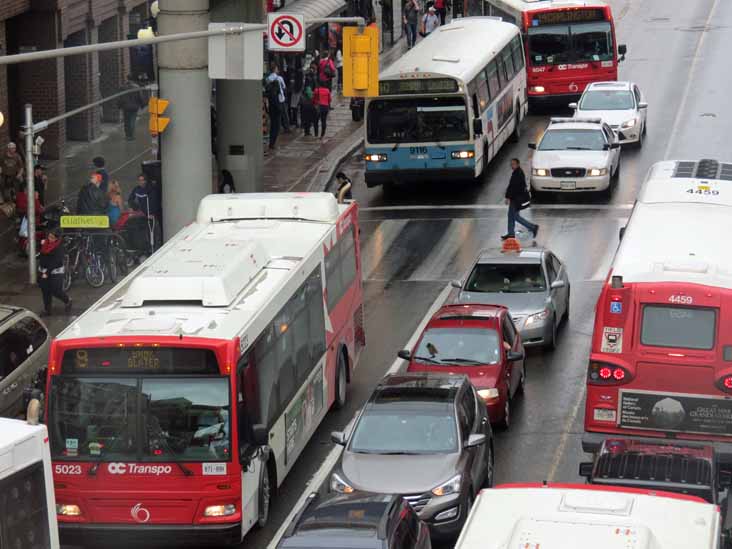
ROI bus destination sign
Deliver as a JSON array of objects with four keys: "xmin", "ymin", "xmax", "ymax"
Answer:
[
  {"xmin": 531, "ymin": 8, "xmax": 605, "ymax": 26},
  {"xmin": 61, "ymin": 347, "xmax": 219, "ymax": 375},
  {"xmin": 379, "ymin": 78, "xmax": 458, "ymax": 96}
]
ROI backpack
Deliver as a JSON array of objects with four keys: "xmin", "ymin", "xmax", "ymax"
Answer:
[
  {"xmin": 319, "ymin": 59, "xmax": 335, "ymax": 81},
  {"xmin": 265, "ymin": 77, "xmax": 280, "ymax": 103}
]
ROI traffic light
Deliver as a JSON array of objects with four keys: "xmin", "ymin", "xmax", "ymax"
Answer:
[
  {"xmin": 148, "ymin": 96, "xmax": 170, "ymax": 136},
  {"xmin": 343, "ymin": 26, "xmax": 379, "ymax": 98}
]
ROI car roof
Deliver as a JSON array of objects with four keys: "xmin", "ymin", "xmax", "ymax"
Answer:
[
  {"xmin": 431, "ymin": 303, "xmax": 506, "ymax": 322},
  {"xmin": 375, "ymin": 373, "xmax": 467, "ymax": 403},
  {"xmin": 282, "ymin": 492, "xmax": 402, "ymax": 547},
  {"xmin": 585, "ymin": 81, "xmax": 633, "ymax": 91},
  {"xmin": 475, "ymin": 248, "xmax": 545, "ymax": 264},
  {"xmin": 0, "ymin": 304, "xmax": 24, "ymax": 324},
  {"xmin": 547, "ymin": 117, "xmax": 605, "ymax": 130}
]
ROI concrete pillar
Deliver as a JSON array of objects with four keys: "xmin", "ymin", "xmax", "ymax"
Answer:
[
  {"xmin": 157, "ymin": 0, "xmax": 212, "ymax": 239},
  {"xmin": 99, "ymin": 15, "xmax": 123, "ymax": 123},
  {"xmin": 210, "ymin": 0, "xmax": 264, "ymax": 193},
  {"xmin": 64, "ymin": 26, "xmax": 101, "ymax": 141}
]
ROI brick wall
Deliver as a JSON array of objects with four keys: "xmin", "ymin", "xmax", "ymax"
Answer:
[
  {"xmin": 64, "ymin": 28, "xmax": 102, "ymax": 141},
  {"xmin": 98, "ymin": 15, "xmax": 122, "ymax": 122},
  {"xmin": 0, "ymin": 0, "xmax": 30, "ymax": 22}
]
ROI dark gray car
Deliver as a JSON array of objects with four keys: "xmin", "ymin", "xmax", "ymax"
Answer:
[
  {"xmin": 329, "ymin": 373, "xmax": 494, "ymax": 541},
  {"xmin": 452, "ymin": 248, "xmax": 570, "ymax": 349}
]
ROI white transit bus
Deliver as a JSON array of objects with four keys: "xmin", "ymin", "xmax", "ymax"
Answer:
[{"xmin": 364, "ymin": 17, "xmax": 528, "ymax": 188}]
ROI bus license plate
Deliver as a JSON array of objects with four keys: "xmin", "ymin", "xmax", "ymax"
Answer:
[
  {"xmin": 560, "ymin": 180, "xmax": 576, "ymax": 190},
  {"xmin": 594, "ymin": 408, "xmax": 616, "ymax": 422}
]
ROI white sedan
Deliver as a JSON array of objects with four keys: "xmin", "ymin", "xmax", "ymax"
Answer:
[
  {"xmin": 528, "ymin": 117, "xmax": 621, "ymax": 200},
  {"xmin": 570, "ymin": 81, "xmax": 648, "ymax": 147}
]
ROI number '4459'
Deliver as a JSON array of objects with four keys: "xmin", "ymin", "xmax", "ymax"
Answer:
[
  {"xmin": 686, "ymin": 188, "xmax": 719, "ymax": 195},
  {"xmin": 669, "ymin": 295, "xmax": 693, "ymax": 305}
]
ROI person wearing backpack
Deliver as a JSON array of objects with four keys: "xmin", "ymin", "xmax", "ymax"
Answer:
[
  {"xmin": 318, "ymin": 50, "xmax": 336, "ymax": 90},
  {"xmin": 312, "ymin": 84, "xmax": 332, "ymax": 139},
  {"xmin": 265, "ymin": 63, "xmax": 286, "ymax": 151}
]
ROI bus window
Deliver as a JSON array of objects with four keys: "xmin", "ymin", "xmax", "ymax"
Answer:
[
  {"xmin": 511, "ymin": 36, "xmax": 525, "ymax": 70},
  {"xmin": 476, "ymin": 69, "xmax": 491, "ymax": 109},
  {"xmin": 486, "ymin": 61, "xmax": 500, "ymax": 99},
  {"xmin": 502, "ymin": 46, "xmax": 515, "ymax": 81},
  {"xmin": 527, "ymin": 25, "xmax": 571, "ymax": 65},
  {"xmin": 640, "ymin": 306, "xmax": 716, "ymax": 351},
  {"xmin": 496, "ymin": 55, "xmax": 508, "ymax": 87},
  {"xmin": 572, "ymin": 22, "xmax": 613, "ymax": 63}
]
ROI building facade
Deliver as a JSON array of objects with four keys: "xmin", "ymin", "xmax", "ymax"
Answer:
[{"xmin": 0, "ymin": 0, "xmax": 149, "ymax": 159}]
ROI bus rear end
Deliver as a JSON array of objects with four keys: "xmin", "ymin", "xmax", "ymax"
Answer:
[
  {"xmin": 47, "ymin": 337, "xmax": 247, "ymax": 546},
  {"xmin": 584, "ymin": 279, "xmax": 732, "ymax": 460},
  {"xmin": 524, "ymin": 3, "xmax": 622, "ymax": 104}
]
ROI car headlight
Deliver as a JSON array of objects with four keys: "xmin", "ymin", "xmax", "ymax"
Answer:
[
  {"xmin": 330, "ymin": 472, "xmax": 355, "ymax": 494},
  {"xmin": 432, "ymin": 474, "xmax": 462, "ymax": 497},
  {"xmin": 451, "ymin": 150, "xmax": 475, "ymax": 159},
  {"xmin": 532, "ymin": 168, "xmax": 548, "ymax": 176},
  {"xmin": 525, "ymin": 309, "xmax": 550, "ymax": 326},
  {"xmin": 364, "ymin": 153, "xmax": 387, "ymax": 162},
  {"xmin": 477, "ymin": 388, "xmax": 500, "ymax": 402},
  {"xmin": 621, "ymin": 118, "xmax": 636, "ymax": 129},
  {"xmin": 588, "ymin": 168, "xmax": 608, "ymax": 176}
]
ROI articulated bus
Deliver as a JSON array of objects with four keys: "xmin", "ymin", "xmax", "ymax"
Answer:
[
  {"xmin": 45, "ymin": 193, "xmax": 365, "ymax": 545},
  {"xmin": 364, "ymin": 17, "xmax": 527, "ymax": 187},
  {"xmin": 484, "ymin": 0, "xmax": 624, "ymax": 105},
  {"xmin": 583, "ymin": 159, "xmax": 732, "ymax": 461}
]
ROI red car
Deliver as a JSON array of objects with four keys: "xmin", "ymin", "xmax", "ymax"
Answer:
[{"xmin": 399, "ymin": 304, "xmax": 526, "ymax": 428}]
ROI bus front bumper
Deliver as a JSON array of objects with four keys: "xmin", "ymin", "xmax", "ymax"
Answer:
[
  {"xmin": 365, "ymin": 168, "xmax": 475, "ymax": 187},
  {"xmin": 59, "ymin": 521, "xmax": 241, "ymax": 547}
]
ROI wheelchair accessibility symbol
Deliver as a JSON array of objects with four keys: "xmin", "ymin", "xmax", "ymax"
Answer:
[{"xmin": 610, "ymin": 302, "xmax": 622, "ymax": 314}]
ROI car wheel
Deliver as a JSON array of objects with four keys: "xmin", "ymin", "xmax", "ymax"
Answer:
[
  {"xmin": 509, "ymin": 108, "xmax": 521, "ymax": 143},
  {"xmin": 545, "ymin": 314, "xmax": 557, "ymax": 350},
  {"xmin": 257, "ymin": 463, "xmax": 272, "ymax": 529},
  {"xmin": 563, "ymin": 287, "xmax": 571, "ymax": 324},
  {"xmin": 334, "ymin": 351, "xmax": 348, "ymax": 410},
  {"xmin": 498, "ymin": 392, "xmax": 511, "ymax": 430},
  {"xmin": 483, "ymin": 442, "xmax": 495, "ymax": 488},
  {"xmin": 643, "ymin": 120, "xmax": 647, "ymax": 136}
]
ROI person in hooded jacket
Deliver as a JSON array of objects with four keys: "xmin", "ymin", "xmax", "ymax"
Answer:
[{"xmin": 38, "ymin": 228, "xmax": 72, "ymax": 316}]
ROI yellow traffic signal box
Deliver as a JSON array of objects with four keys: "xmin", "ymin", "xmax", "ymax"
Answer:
[
  {"xmin": 149, "ymin": 97, "xmax": 170, "ymax": 136},
  {"xmin": 343, "ymin": 26, "xmax": 379, "ymax": 98}
]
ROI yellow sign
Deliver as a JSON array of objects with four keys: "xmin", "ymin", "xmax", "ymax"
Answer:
[
  {"xmin": 149, "ymin": 96, "xmax": 171, "ymax": 135},
  {"xmin": 343, "ymin": 27, "xmax": 379, "ymax": 98},
  {"xmin": 60, "ymin": 215, "xmax": 110, "ymax": 229}
]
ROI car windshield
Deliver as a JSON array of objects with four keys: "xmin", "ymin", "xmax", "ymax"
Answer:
[
  {"xmin": 579, "ymin": 90, "xmax": 634, "ymax": 111},
  {"xmin": 465, "ymin": 263, "xmax": 546, "ymax": 293},
  {"xmin": 528, "ymin": 22, "xmax": 613, "ymax": 65},
  {"xmin": 539, "ymin": 129, "xmax": 606, "ymax": 151},
  {"xmin": 49, "ymin": 376, "xmax": 231, "ymax": 461},
  {"xmin": 350, "ymin": 401, "xmax": 458, "ymax": 454},
  {"xmin": 414, "ymin": 327, "xmax": 501, "ymax": 365},
  {"xmin": 367, "ymin": 97, "xmax": 469, "ymax": 144}
]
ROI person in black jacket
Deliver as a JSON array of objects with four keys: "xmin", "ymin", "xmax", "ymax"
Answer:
[
  {"xmin": 38, "ymin": 229, "xmax": 71, "ymax": 316},
  {"xmin": 503, "ymin": 158, "xmax": 539, "ymax": 240},
  {"xmin": 76, "ymin": 173, "xmax": 108, "ymax": 216}
]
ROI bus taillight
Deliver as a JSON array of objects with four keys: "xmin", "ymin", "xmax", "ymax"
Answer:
[
  {"xmin": 716, "ymin": 376, "xmax": 732, "ymax": 394},
  {"xmin": 588, "ymin": 361, "xmax": 631, "ymax": 385}
]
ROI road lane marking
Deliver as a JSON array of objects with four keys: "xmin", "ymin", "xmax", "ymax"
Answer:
[
  {"xmin": 546, "ymin": 375, "xmax": 587, "ymax": 482},
  {"xmin": 587, "ymin": 218, "xmax": 626, "ymax": 281},
  {"xmin": 361, "ymin": 204, "xmax": 634, "ymax": 212},
  {"xmin": 266, "ymin": 282, "xmax": 451, "ymax": 549},
  {"xmin": 361, "ymin": 219, "xmax": 408, "ymax": 280},
  {"xmin": 663, "ymin": 0, "xmax": 720, "ymax": 159}
]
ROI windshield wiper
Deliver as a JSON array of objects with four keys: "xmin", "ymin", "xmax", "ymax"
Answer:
[
  {"xmin": 412, "ymin": 355, "xmax": 443, "ymax": 364},
  {"xmin": 441, "ymin": 358, "xmax": 482, "ymax": 364},
  {"xmin": 566, "ymin": 146, "xmax": 592, "ymax": 150},
  {"xmin": 379, "ymin": 451, "xmax": 422, "ymax": 455}
]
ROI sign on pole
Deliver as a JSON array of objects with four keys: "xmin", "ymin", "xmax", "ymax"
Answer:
[{"xmin": 267, "ymin": 13, "xmax": 305, "ymax": 52}]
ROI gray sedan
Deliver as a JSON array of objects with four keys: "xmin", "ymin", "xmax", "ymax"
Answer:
[{"xmin": 452, "ymin": 248, "xmax": 570, "ymax": 349}]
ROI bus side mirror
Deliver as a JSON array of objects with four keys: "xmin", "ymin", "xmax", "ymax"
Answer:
[
  {"xmin": 528, "ymin": 143, "xmax": 537, "ymax": 150},
  {"xmin": 473, "ymin": 118, "xmax": 483, "ymax": 136},
  {"xmin": 619, "ymin": 226, "xmax": 626, "ymax": 241},
  {"xmin": 397, "ymin": 349, "xmax": 411, "ymax": 360},
  {"xmin": 568, "ymin": 102, "xmax": 578, "ymax": 110},
  {"xmin": 252, "ymin": 424, "xmax": 269, "ymax": 446},
  {"xmin": 719, "ymin": 470, "xmax": 732, "ymax": 489},
  {"xmin": 618, "ymin": 44, "xmax": 627, "ymax": 56}
]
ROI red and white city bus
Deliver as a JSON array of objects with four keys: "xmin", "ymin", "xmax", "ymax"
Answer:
[
  {"xmin": 45, "ymin": 192, "xmax": 365, "ymax": 545},
  {"xmin": 484, "ymin": 0, "xmax": 624, "ymax": 105},
  {"xmin": 583, "ymin": 159, "xmax": 732, "ymax": 462}
]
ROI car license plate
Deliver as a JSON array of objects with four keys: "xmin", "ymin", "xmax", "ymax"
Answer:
[
  {"xmin": 593, "ymin": 408, "xmax": 617, "ymax": 422},
  {"xmin": 560, "ymin": 180, "xmax": 576, "ymax": 190}
]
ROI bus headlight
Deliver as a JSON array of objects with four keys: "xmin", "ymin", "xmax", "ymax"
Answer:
[
  {"xmin": 588, "ymin": 168, "xmax": 608, "ymax": 176},
  {"xmin": 203, "ymin": 504, "xmax": 236, "ymax": 517},
  {"xmin": 530, "ymin": 86, "xmax": 546, "ymax": 93},
  {"xmin": 451, "ymin": 150, "xmax": 475, "ymax": 159},
  {"xmin": 364, "ymin": 153, "xmax": 387, "ymax": 162},
  {"xmin": 56, "ymin": 504, "xmax": 81, "ymax": 516},
  {"xmin": 621, "ymin": 118, "xmax": 637, "ymax": 129},
  {"xmin": 532, "ymin": 168, "xmax": 548, "ymax": 177}
]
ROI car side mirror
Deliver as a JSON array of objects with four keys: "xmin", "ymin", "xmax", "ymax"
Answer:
[
  {"xmin": 397, "ymin": 349, "xmax": 411, "ymax": 361},
  {"xmin": 528, "ymin": 143, "xmax": 537, "ymax": 150},
  {"xmin": 578, "ymin": 461, "xmax": 593, "ymax": 479},
  {"xmin": 465, "ymin": 433, "xmax": 486, "ymax": 448},
  {"xmin": 253, "ymin": 424, "xmax": 269, "ymax": 446},
  {"xmin": 638, "ymin": 102, "xmax": 648, "ymax": 109},
  {"xmin": 506, "ymin": 350, "xmax": 524, "ymax": 362},
  {"xmin": 568, "ymin": 102, "xmax": 578, "ymax": 110},
  {"xmin": 618, "ymin": 44, "xmax": 627, "ymax": 56},
  {"xmin": 451, "ymin": 279, "xmax": 463, "ymax": 289},
  {"xmin": 610, "ymin": 142, "xmax": 620, "ymax": 149},
  {"xmin": 473, "ymin": 118, "xmax": 483, "ymax": 136},
  {"xmin": 550, "ymin": 280, "xmax": 565, "ymax": 290},
  {"xmin": 619, "ymin": 226, "xmax": 626, "ymax": 241},
  {"xmin": 331, "ymin": 431, "xmax": 347, "ymax": 446}
]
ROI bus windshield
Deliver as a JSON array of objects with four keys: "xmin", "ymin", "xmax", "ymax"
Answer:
[
  {"xmin": 367, "ymin": 97, "xmax": 469, "ymax": 144},
  {"xmin": 528, "ymin": 21, "xmax": 613, "ymax": 65},
  {"xmin": 50, "ymin": 376, "xmax": 231, "ymax": 462}
]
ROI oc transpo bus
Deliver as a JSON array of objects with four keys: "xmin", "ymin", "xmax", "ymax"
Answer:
[
  {"xmin": 484, "ymin": 0, "xmax": 624, "ymax": 106},
  {"xmin": 364, "ymin": 17, "xmax": 527, "ymax": 188},
  {"xmin": 583, "ymin": 159, "xmax": 732, "ymax": 462},
  {"xmin": 45, "ymin": 192, "xmax": 365, "ymax": 545}
]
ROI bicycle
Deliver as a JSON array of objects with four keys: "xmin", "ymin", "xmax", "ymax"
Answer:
[{"xmin": 62, "ymin": 231, "xmax": 105, "ymax": 291}]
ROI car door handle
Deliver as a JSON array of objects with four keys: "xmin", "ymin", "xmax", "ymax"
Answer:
[{"xmin": 481, "ymin": 417, "xmax": 488, "ymax": 425}]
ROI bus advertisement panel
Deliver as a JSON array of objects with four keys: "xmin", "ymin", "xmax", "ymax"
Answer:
[{"xmin": 46, "ymin": 193, "xmax": 365, "ymax": 546}]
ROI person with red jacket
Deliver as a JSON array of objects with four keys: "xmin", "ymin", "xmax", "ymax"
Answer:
[
  {"xmin": 15, "ymin": 182, "xmax": 43, "ymax": 225},
  {"xmin": 38, "ymin": 228, "xmax": 72, "ymax": 316},
  {"xmin": 318, "ymin": 50, "xmax": 336, "ymax": 90},
  {"xmin": 312, "ymin": 84, "xmax": 332, "ymax": 139}
]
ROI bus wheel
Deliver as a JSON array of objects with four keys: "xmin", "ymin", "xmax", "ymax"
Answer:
[
  {"xmin": 510, "ymin": 109, "xmax": 521, "ymax": 143},
  {"xmin": 335, "ymin": 351, "xmax": 348, "ymax": 409},
  {"xmin": 256, "ymin": 462, "xmax": 272, "ymax": 528}
]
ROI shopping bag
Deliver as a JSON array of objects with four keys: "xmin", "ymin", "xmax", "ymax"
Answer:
[{"xmin": 19, "ymin": 216, "xmax": 28, "ymax": 238}]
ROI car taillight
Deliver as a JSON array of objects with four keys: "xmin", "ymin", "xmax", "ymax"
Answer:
[
  {"xmin": 588, "ymin": 361, "xmax": 631, "ymax": 385},
  {"xmin": 717, "ymin": 375, "xmax": 732, "ymax": 394}
]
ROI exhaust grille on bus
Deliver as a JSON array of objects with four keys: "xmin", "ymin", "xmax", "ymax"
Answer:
[
  {"xmin": 594, "ymin": 450, "xmax": 713, "ymax": 488},
  {"xmin": 672, "ymin": 159, "xmax": 732, "ymax": 181}
]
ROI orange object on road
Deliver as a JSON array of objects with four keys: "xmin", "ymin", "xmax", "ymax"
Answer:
[{"xmin": 501, "ymin": 237, "xmax": 521, "ymax": 253}]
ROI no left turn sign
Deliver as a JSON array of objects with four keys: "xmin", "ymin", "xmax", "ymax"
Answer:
[{"xmin": 267, "ymin": 13, "xmax": 305, "ymax": 52}]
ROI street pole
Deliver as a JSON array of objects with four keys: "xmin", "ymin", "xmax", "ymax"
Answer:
[{"xmin": 24, "ymin": 104, "xmax": 36, "ymax": 285}]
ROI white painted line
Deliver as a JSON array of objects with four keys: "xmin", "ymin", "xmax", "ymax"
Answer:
[
  {"xmin": 266, "ymin": 281, "xmax": 452, "ymax": 548},
  {"xmin": 360, "ymin": 204, "xmax": 634, "ymax": 212},
  {"xmin": 587, "ymin": 218, "xmax": 626, "ymax": 281},
  {"xmin": 546, "ymin": 376, "xmax": 587, "ymax": 482},
  {"xmin": 663, "ymin": 0, "xmax": 720, "ymax": 159}
]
